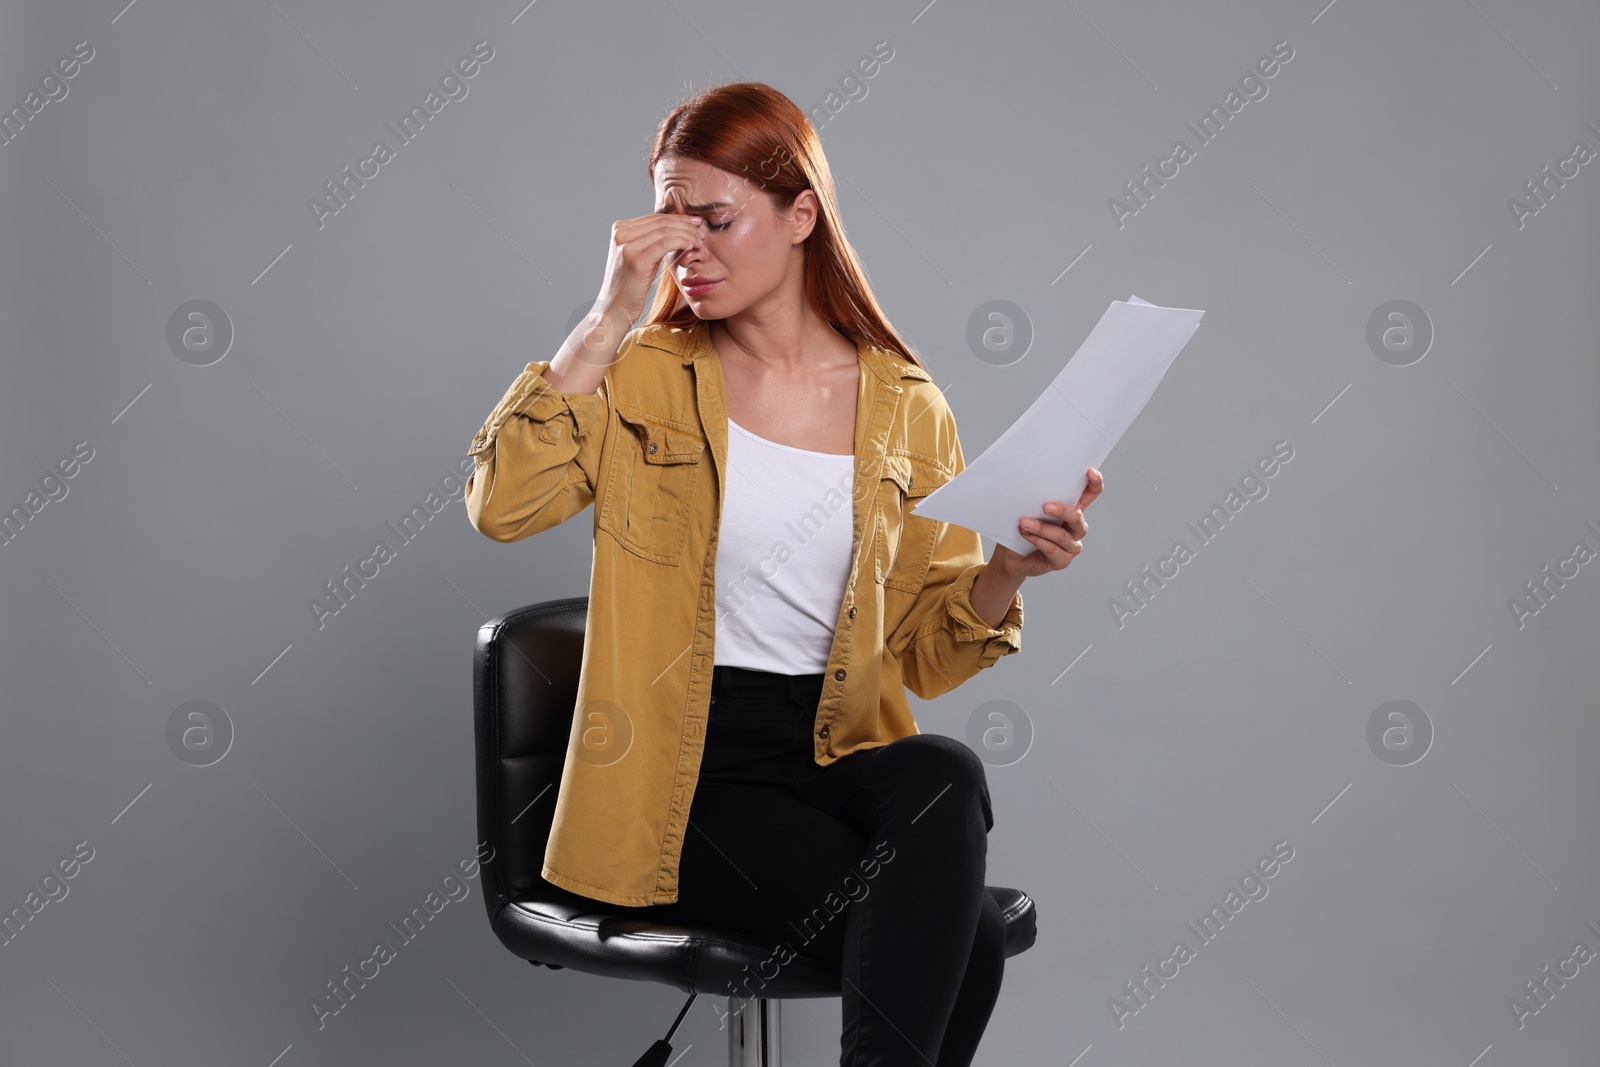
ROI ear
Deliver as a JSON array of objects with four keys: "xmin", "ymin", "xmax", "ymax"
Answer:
[{"xmin": 790, "ymin": 188, "xmax": 820, "ymax": 246}]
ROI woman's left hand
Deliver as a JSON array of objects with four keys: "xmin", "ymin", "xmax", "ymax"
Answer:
[{"xmin": 990, "ymin": 468, "xmax": 1104, "ymax": 581}]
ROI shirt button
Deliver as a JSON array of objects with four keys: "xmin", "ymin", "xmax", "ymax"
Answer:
[
  {"xmin": 848, "ymin": 606, "xmax": 857, "ymax": 618},
  {"xmin": 818, "ymin": 724, "xmax": 830, "ymax": 737},
  {"xmin": 834, "ymin": 669, "xmax": 846, "ymax": 681},
  {"xmin": 647, "ymin": 442, "xmax": 658, "ymax": 454}
]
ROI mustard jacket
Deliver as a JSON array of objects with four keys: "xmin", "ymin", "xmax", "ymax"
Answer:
[{"xmin": 464, "ymin": 318, "xmax": 1023, "ymax": 907}]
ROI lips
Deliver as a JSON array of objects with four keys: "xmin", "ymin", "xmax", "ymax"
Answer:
[{"xmin": 681, "ymin": 278, "xmax": 720, "ymax": 297}]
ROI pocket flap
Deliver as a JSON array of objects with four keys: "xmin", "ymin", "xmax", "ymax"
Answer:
[
  {"xmin": 881, "ymin": 453, "xmax": 947, "ymax": 498},
  {"xmin": 617, "ymin": 408, "xmax": 706, "ymax": 464},
  {"xmin": 881, "ymin": 454, "xmax": 913, "ymax": 494}
]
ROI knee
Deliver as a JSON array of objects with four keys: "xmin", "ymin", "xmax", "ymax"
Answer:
[
  {"xmin": 905, "ymin": 732, "xmax": 988, "ymax": 790},
  {"xmin": 895, "ymin": 734, "xmax": 994, "ymax": 831}
]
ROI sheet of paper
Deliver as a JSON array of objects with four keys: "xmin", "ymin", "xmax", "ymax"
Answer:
[
  {"xmin": 912, "ymin": 295, "xmax": 1205, "ymax": 556},
  {"xmin": 973, "ymin": 295, "xmax": 1161, "ymax": 458}
]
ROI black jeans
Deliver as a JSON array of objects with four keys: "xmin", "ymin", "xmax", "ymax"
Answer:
[{"xmin": 624, "ymin": 664, "xmax": 1007, "ymax": 1067}]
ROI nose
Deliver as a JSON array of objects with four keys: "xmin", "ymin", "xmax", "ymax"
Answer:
[{"xmin": 674, "ymin": 229, "xmax": 705, "ymax": 268}]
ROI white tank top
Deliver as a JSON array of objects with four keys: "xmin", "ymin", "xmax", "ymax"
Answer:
[{"xmin": 714, "ymin": 416, "xmax": 856, "ymax": 674}]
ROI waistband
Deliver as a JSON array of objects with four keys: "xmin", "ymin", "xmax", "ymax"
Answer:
[{"xmin": 711, "ymin": 663, "xmax": 827, "ymax": 703}]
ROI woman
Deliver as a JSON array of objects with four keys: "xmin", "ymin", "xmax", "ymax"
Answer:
[{"xmin": 465, "ymin": 82, "xmax": 1100, "ymax": 1066}]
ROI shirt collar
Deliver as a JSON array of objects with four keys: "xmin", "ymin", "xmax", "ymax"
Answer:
[{"xmin": 631, "ymin": 318, "xmax": 932, "ymax": 388}]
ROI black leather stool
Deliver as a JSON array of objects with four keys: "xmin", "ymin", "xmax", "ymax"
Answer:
[{"xmin": 473, "ymin": 596, "xmax": 1038, "ymax": 1065}]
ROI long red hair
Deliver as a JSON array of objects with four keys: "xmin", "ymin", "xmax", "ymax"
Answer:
[{"xmin": 640, "ymin": 82, "xmax": 927, "ymax": 371}]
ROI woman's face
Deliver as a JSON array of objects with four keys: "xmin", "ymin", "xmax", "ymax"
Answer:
[{"xmin": 653, "ymin": 155, "xmax": 814, "ymax": 319}]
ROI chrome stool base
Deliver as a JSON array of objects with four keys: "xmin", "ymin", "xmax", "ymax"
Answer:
[{"xmin": 728, "ymin": 997, "xmax": 781, "ymax": 1066}]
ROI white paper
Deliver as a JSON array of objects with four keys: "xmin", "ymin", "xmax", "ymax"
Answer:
[{"xmin": 913, "ymin": 295, "xmax": 1205, "ymax": 556}]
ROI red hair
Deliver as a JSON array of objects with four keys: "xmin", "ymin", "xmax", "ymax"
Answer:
[{"xmin": 640, "ymin": 82, "xmax": 927, "ymax": 371}]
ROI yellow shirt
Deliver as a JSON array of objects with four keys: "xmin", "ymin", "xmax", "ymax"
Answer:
[{"xmin": 465, "ymin": 319, "xmax": 1023, "ymax": 907}]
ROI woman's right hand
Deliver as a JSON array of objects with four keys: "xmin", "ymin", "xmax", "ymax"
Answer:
[{"xmin": 595, "ymin": 189, "xmax": 706, "ymax": 326}]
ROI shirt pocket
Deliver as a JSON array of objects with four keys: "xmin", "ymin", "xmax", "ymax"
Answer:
[
  {"xmin": 598, "ymin": 406, "xmax": 708, "ymax": 565},
  {"xmin": 874, "ymin": 453, "xmax": 942, "ymax": 591}
]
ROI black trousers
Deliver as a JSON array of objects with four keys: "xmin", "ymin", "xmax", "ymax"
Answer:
[{"xmin": 624, "ymin": 664, "xmax": 1007, "ymax": 1067}]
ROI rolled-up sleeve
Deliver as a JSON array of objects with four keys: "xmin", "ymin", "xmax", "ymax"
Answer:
[
  {"xmin": 465, "ymin": 358, "xmax": 609, "ymax": 543},
  {"xmin": 889, "ymin": 416, "xmax": 1024, "ymax": 700}
]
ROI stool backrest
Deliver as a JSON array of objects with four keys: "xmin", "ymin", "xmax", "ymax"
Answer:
[{"xmin": 472, "ymin": 596, "xmax": 588, "ymax": 917}]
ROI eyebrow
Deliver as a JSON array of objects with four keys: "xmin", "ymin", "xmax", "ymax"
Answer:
[{"xmin": 656, "ymin": 199, "xmax": 731, "ymax": 213}]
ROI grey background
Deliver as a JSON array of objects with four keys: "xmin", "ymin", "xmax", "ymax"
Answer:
[{"xmin": 3, "ymin": 0, "xmax": 1597, "ymax": 1064}]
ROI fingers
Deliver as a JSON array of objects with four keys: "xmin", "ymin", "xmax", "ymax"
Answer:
[
  {"xmin": 618, "ymin": 212, "xmax": 702, "ymax": 256},
  {"xmin": 1010, "ymin": 468, "xmax": 1105, "ymax": 573},
  {"xmin": 1042, "ymin": 500, "xmax": 1087, "ymax": 538},
  {"xmin": 1018, "ymin": 522, "xmax": 1082, "ymax": 568},
  {"xmin": 1077, "ymin": 467, "xmax": 1104, "ymax": 509},
  {"xmin": 1021, "ymin": 512, "xmax": 1081, "ymax": 550},
  {"xmin": 628, "ymin": 214, "xmax": 702, "ymax": 267},
  {"xmin": 661, "ymin": 223, "xmax": 703, "ymax": 263},
  {"xmin": 1021, "ymin": 488, "xmax": 1094, "ymax": 571},
  {"xmin": 664, "ymin": 191, "xmax": 704, "ymax": 258}
]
